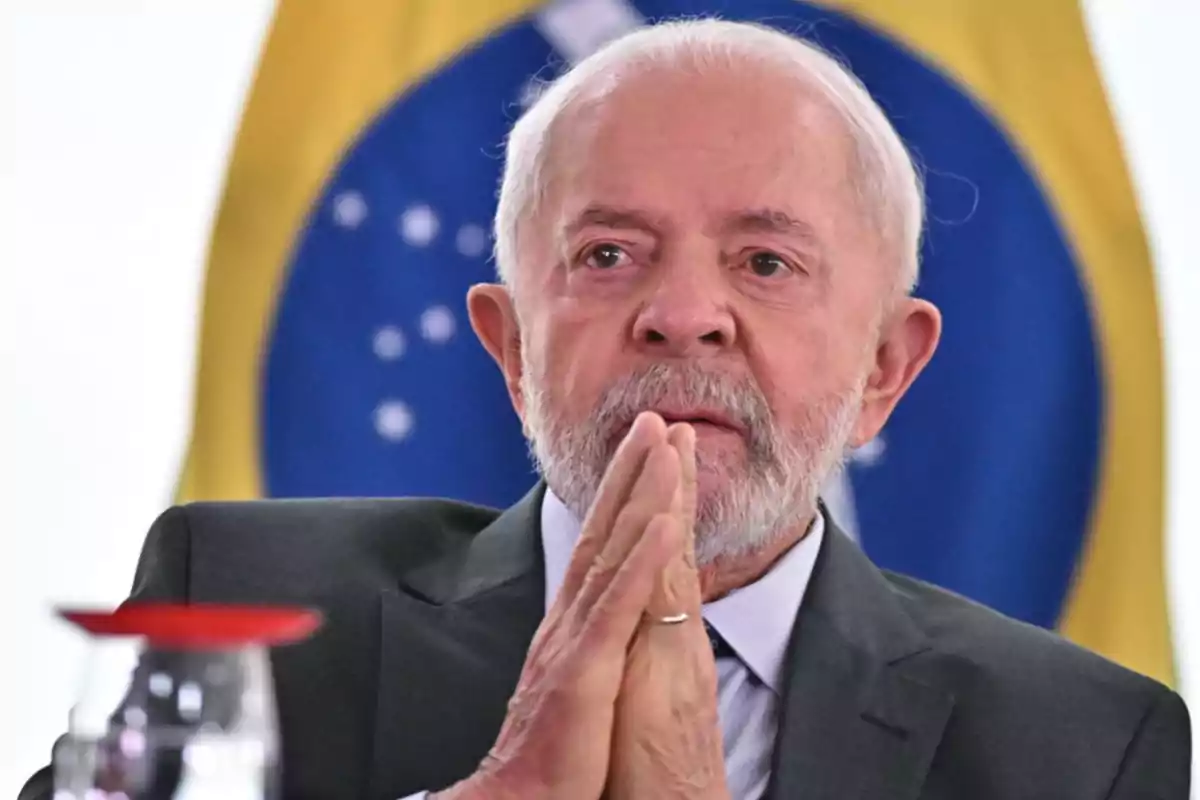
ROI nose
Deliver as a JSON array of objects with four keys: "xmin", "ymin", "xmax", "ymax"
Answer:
[{"xmin": 630, "ymin": 266, "xmax": 736, "ymax": 357}]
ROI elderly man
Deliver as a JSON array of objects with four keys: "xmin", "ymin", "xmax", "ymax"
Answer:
[{"xmin": 21, "ymin": 18, "xmax": 1190, "ymax": 800}]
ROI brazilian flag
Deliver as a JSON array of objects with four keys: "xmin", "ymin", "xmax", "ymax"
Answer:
[{"xmin": 178, "ymin": 0, "xmax": 1173, "ymax": 686}]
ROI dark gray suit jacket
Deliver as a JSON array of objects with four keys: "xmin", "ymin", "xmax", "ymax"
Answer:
[{"xmin": 20, "ymin": 486, "xmax": 1191, "ymax": 799}]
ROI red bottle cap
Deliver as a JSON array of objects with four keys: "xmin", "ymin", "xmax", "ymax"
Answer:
[{"xmin": 58, "ymin": 603, "xmax": 323, "ymax": 648}]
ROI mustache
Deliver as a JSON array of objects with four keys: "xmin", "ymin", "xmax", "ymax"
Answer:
[{"xmin": 589, "ymin": 362, "xmax": 778, "ymax": 457}]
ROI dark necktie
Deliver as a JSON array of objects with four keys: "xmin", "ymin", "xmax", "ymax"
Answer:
[{"xmin": 704, "ymin": 620, "xmax": 735, "ymax": 659}]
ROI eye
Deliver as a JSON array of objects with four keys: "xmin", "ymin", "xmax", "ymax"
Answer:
[
  {"xmin": 746, "ymin": 250, "xmax": 793, "ymax": 278},
  {"xmin": 582, "ymin": 242, "xmax": 630, "ymax": 270}
]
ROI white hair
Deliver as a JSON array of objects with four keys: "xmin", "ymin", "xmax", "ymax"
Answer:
[{"xmin": 492, "ymin": 17, "xmax": 924, "ymax": 300}]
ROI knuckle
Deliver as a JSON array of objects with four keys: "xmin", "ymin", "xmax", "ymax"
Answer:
[
  {"xmin": 610, "ymin": 507, "xmax": 646, "ymax": 542},
  {"xmin": 580, "ymin": 605, "xmax": 624, "ymax": 646},
  {"xmin": 580, "ymin": 560, "xmax": 619, "ymax": 600},
  {"xmin": 591, "ymin": 553, "xmax": 620, "ymax": 578},
  {"xmin": 514, "ymin": 662, "xmax": 597, "ymax": 718}
]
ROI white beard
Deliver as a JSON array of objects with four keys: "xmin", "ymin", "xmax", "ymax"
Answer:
[{"xmin": 520, "ymin": 358, "xmax": 863, "ymax": 565}]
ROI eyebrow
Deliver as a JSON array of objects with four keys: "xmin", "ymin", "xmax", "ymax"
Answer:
[
  {"xmin": 561, "ymin": 205, "xmax": 665, "ymax": 239},
  {"xmin": 716, "ymin": 208, "xmax": 822, "ymax": 246}
]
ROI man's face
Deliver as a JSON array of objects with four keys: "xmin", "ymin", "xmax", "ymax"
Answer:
[{"xmin": 474, "ymin": 64, "xmax": 935, "ymax": 562}]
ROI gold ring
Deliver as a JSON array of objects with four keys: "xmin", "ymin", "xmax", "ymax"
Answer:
[{"xmin": 655, "ymin": 612, "xmax": 690, "ymax": 625}]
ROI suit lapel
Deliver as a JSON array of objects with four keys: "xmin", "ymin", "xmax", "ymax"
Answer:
[
  {"xmin": 366, "ymin": 489, "xmax": 954, "ymax": 800},
  {"xmin": 766, "ymin": 521, "xmax": 955, "ymax": 800},
  {"xmin": 369, "ymin": 486, "xmax": 547, "ymax": 800}
]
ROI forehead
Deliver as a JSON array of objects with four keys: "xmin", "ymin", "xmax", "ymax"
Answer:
[{"xmin": 544, "ymin": 64, "xmax": 863, "ymax": 235}]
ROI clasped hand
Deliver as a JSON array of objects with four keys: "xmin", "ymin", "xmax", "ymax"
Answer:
[{"xmin": 434, "ymin": 411, "xmax": 729, "ymax": 800}]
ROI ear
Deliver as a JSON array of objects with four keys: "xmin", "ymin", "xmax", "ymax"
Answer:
[
  {"xmin": 467, "ymin": 283, "xmax": 527, "ymax": 418},
  {"xmin": 850, "ymin": 297, "xmax": 942, "ymax": 447}
]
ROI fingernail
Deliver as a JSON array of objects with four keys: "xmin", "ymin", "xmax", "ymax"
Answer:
[
  {"xmin": 629, "ymin": 411, "xmax": 650, "ymax": 437},
  {"xmin": 636, "ymin": 410, "xmax": 666, "ymax": 437}
]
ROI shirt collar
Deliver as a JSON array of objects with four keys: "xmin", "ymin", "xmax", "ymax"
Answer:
[{"xmin": 539, "ymin": 489, "xmax": 824, "ymax": 694}]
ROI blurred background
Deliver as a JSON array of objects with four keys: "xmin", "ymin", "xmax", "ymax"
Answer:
[{"xmin": 2, "ymin": 0, "xmax": 1198, "ymax": 794}]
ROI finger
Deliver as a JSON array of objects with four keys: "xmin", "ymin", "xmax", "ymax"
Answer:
[
  {"xmin": 582, "ymin": 511, "xmax": 681, "ymax": 654},
  {"xmin": 572, "ymin": 440, "xmax": 679, "ymax": 617},
  {"xmin": 640, "ymin": 520, "xmax": 709, "ymax": 684},
  {"xmin": 644, "ymin": 512, "xmax": 702, "ymax": 620},
  {"xmin": 556, "ymin": 411, "xmax": 666, "ymax": 605},
  {"xmin": 666, "ymin": 422, "xmax": 698, "ymax": 564},
  {"xmin": 645, "ymin": 425, "xmax": 701, "ymax": 619}
]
